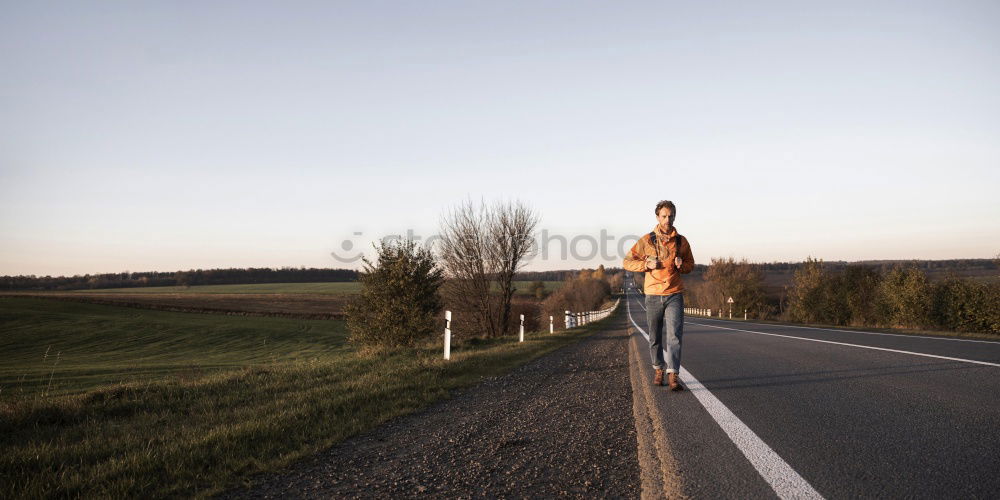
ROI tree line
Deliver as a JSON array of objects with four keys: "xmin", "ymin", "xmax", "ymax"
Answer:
[
  {"xmin": 686, "ymin": 257, "xmax": 1000, "ymax": 334},
  {"xmin": 1, "ymin": 267, "xmax": 358, "ymax": 291},
  {"xmin": 3, "ymin": 265, "xmax": 627, "ymax": 292}
]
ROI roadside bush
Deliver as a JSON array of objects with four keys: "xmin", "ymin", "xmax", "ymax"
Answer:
[
  {"xmin": 701, "ymin": 257, "xmax": 767, "ymax": 318},
  {"xmin": 786, "ymin": 257, "xmax": 828, "ymax": 323},
  {"xmin": 541, "ymin": 277, "xmax": 611, "ymax": 328},
  {"xmin": 346, "ymin": 240, "xmax": 444, "ymax": 347},
  {"xmin": 784, "ymin": 259, "xmax": 999, "ymax": 334},
  {"xmin": 511, "ymin": 298, "xmax": 542, "ymax": 334},
  {"xmin": 839, "ymin": 264, "xmax": 882, "ymax": 326},
  {"xmin": 930, "ymin": 278, "xmax": 1000, "ymax": 333},
  {"xmin": 875, "ymin": 265, "xmax": 931, "ymax": 329}
]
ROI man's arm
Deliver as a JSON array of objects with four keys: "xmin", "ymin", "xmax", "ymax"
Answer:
[
  {"xmin": 678, "ymin": 237, "xmax": 695, "ymax": 274},
  {"xmin": 623, "ymin": 237, "xmax": 648, "ymax": 272}
]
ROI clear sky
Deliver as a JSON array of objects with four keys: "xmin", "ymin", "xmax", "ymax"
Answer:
[{"xmin": 2, "ymin": 1, "xmax": 998, "ymax": 276}]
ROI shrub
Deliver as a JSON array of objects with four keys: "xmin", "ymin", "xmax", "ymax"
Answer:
[
  {"xmin": 875, "ymin": 265, "xmax": 931, "ymax": 329},
  {"xmin": 345, "ymin": 240, "xmax": 444, "ymax": 347},
  {"xmin": 931, "ymin": 278, "xmax": 1000, "ymax": 334},
  {"xmin": 786, "ymin": 257, "xmax": 827, "ymax": 323},
  {"xmin": 541, "ymin": 277, "xmax": 611, "ymax": 328},
  {"xmin": 701, "ymin": 257, "xmax": 767, "ymax": 318},
  {"xmin": 839, "ymin": 264, "xmax": 882, "ymax": 326}
]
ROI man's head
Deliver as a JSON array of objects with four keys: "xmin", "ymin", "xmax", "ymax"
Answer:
[{"xmin": 654, "ymin": 200, "xmax": 676, "ymax": 232}]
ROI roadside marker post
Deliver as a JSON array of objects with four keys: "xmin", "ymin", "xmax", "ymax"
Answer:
[
  {"xmin": 519, "ymin": 314, "xmax": 525, "ymax": 342},
  {"xmin": 444, "ymin": 310, "xmax": 452, "ymax": 360},
  {"xmin": 549, "ymin": 316, "xmax": 554, "ymax": 334},
  {"xmin": 565, "ymin": 310, "xmax": 572, "ymax": 329}
]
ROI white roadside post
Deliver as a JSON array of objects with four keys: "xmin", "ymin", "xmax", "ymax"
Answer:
[
  {"xmin": 444, "ymin": 310, "xmax": 452, "ymax": 360},
  {"xmin": 549, "ymin": 315, "xmax": 554, "ymax": 334},
  {"xmin": 744, "ymin": 309, "xmax": 748, "ymax": 321},
  {"xmin": 519, "ymin": 314, "xmax": 525, "ymax": 342},
  {"xmin": 728, "ymin": 296, "xmax": 734, "ymax": 319}
]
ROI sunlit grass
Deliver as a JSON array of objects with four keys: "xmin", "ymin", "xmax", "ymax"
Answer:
[{"xmin": 0, "ymin": 296, "xmax": 611, "ymax": 498}]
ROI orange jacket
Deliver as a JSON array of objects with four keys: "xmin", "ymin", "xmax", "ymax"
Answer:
[{"xmin": 623, "ymin": 225, "xmax": 695, "ymax": 295}]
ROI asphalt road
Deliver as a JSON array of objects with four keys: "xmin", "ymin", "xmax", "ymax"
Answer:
[{"xmin": 625, "ymin": 278, "xmax": 1000, "ymax": 499}]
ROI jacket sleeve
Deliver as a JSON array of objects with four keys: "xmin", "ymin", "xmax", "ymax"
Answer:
[
  {"xmin": 678, "ymin": 236, "xmax": 695, "ymax": 274},
  {"xmin": 623, "ymin": 236, "xmax": 648, "ymax": 272}
]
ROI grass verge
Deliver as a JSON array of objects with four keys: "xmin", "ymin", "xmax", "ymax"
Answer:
[{"xmin": 0, "ymin": 297, "xmax": 614, "ymax": 498}]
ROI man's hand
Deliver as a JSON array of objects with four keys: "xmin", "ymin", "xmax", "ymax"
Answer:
[
  {"xmin": 674, "ymin": 257, "xmax": 683, "ymax": 268},
  {"xmin": 646, "ymin": 258, "xmax": 658, "ymax": 270}
]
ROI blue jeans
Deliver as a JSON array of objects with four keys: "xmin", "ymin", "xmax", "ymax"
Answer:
[{"xmin": 645, "ymin": 293, "xmax": 683, "ymax": 372}]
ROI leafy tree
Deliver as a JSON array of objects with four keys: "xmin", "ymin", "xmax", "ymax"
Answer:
[
  {"xmin": 787, "ymin": 257, "xmax": 826, "ymax": 323},
  {"xmin": 346, "ymin": 239, "xmax": 444, "ymax": 347},
  {"xmin": 702, "ymin": 257, "xmax": 767, "ymax": 318}
]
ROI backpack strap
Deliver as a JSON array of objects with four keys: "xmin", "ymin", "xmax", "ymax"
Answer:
[{"xmin": 649, "ymin": 231, "xmax": 684, "ymax": 260}]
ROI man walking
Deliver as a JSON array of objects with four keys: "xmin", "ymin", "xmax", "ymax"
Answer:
[{"xmin": 623, "ymin": 200, "xmax": 695, "ymax": 390}]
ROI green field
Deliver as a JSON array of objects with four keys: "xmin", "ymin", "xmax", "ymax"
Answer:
[
  {"xmin": 0, "ymin": 295, "xmax": 609, "ymax": 498},
  {"xmin": 0, "ymin": 297, "xmax": 350, "ymax": 397},
  {"xmin": 70, "ymin": 280, "xmax": 564, "ymax": 295}
]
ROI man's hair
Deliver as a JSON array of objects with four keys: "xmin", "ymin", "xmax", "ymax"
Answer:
[{"xmin": 654, "ymin": 200, "xmax": 676, "ymax": 216}]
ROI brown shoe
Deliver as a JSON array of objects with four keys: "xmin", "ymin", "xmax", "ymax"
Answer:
[
  {"xmin": 668, "ymin": 372, "xmax": 684, "ymax": 391},
  {"xmin": 653, "ymin": 369, "xmax": 664, "ymax": 386}
]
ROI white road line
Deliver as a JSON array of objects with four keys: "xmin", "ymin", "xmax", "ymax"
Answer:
[
  {"xmin": 627, "ymin": 293, "xmax": 824, "ymax": 500},
  {"xmin": 686, "ymin": 321, "xmax": 1000, "ymax": 368},
  {"xmin": 692, "ymin": 318, "xmax": 1000, "ymax": 344}
]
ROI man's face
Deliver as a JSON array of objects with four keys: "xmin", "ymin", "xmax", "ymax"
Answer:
[{"xmin": 656, "ymin": 207, "xmax": 675, "ymax": 231}]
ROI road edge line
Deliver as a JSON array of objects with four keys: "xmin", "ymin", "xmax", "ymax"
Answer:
[
  {"xmin": 627, "ymin": 291, "xmax": 825, "ymax": 500},
  {"xmin": 686, "ymin": 321, "xmax": 1000, "ymax": 368},
  {"xmin": 628, "ymin": 328, "xmax": 687, "ymax": 500}
]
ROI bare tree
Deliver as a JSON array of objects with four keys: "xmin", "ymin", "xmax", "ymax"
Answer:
[
  {"xmin": 438, "ymin": 199, "xmax": 539, "ymax": 338},
  {"xmin": 438, "ymin": 200, "xmax": 497, "ymax": 337}
]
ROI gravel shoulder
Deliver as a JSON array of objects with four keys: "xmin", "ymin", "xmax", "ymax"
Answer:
[{"xmin": 223, "ymin": 311, "xmax": 640, "ymax": 498}]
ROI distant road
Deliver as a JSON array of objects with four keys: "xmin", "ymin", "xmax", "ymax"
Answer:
[{"xmin": 625, "ymin": 278, "xmax": 1000, "ymax": 498}]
